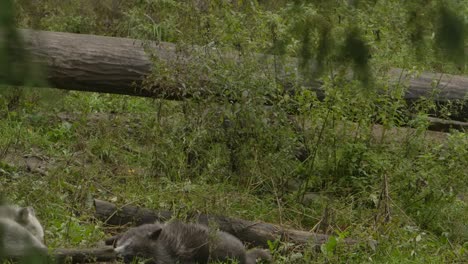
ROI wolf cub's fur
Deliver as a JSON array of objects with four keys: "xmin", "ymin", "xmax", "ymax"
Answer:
[
  {"xmin": 113, "ymin": 221, "xmax": 271, "ymax": 264},
  {"xmin": 0, "ymin": 205, "xmax": 47, "ymax": 257}
]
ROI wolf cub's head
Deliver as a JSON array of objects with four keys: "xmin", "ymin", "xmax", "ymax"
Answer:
[
  {"xmin": 0, "ymin": 205, "xmax": 45, "ymax": 243},
  {"xmin": 16, "ymin": 207, "xmax": 45, "ymax": 243},
  {"xmin": 114, "ymin": 223, "xmax": 164, "ymax": 263}
]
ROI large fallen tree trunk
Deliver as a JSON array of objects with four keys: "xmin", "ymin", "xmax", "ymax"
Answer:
[
  {"xmin": 17, "ymin": 29, "xmax": 468, "ymax": 121},
  {"xmin": 94, "ymin": 199, "xmax": 362, "ymax": 249}
]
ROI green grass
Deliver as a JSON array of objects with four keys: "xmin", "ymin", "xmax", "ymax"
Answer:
[
  {"xmin": 1, "ymin": 0, "xmax": 467, "ymax": 262},
  {"xmin": 0, "ymin": 87, "xmax": 466, "ymax": 263}
]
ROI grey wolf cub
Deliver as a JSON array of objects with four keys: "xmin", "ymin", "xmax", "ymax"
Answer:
[
  {"xmin": 113, "ymin": 221, "xmax": 271, "ymax": 264},
  {"xmin": 0, "ymin": 205, "xmax": 47, "ymax": 258}
]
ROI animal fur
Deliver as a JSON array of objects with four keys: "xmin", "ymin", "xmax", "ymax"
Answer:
[
  {"xmin": 0, "ymin": 205, "xmax": 45, "ymax": 243},
  {"xmin": 114, "ymin": 221, "xmax": 271, "ymax": 264},
  {"xmin": 0, "ymin": 205, "xmax": 47, "ymax": 258}
]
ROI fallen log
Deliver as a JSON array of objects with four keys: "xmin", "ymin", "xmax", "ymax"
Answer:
[
  {"xmin": 426, "ymin": 117, "xmax": 468, "ymax": 132},
  {"xmin": 53, "ymin": 247, "xmax": 116, "ymax": 264},
  {"xmin": 94, "ymin": 199, "xmax": 361, "ymax": 249},
  {"xmin": 1, "ymin": 247, "xmax": 117, "ymax": 264},
  {"xmin": 16, "ymin": 29, "xmax": 468, "ymax": 122}
]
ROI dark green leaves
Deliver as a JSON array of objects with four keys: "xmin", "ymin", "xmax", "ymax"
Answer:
[{"xmin": 435, "ymin": 6, "xmax": 465, "ymax": 66}]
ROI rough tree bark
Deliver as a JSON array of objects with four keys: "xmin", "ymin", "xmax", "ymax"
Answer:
[
  {"xmin": 53, "ymin": 247, "xmax": 116, "ymax": 264},
  {"xmin": 94, "ymin": 199, "xmax": 362, "ymax": 249},
  {"xmin": 3, "ymin": 248, "xmax": 117, "ymax": 264},
  {"xmin": 17, "ymin": 29, "xmax": 468, "ymax": 122}
]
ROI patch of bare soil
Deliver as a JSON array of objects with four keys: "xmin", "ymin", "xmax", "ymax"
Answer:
[{"xmin": 2, "ymin": 149, "xmax": 52, "ymax": 178}]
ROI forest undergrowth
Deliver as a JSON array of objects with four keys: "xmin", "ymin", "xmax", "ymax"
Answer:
[{"xmin": 1, "ymin": 0, "xmax": 467, "ymax": 263}]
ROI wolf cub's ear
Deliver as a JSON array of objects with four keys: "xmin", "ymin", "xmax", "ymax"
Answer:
[
  {"xmin": 148, "ymin": 228, "xmax": 162, "ymax": 240},
  {"xmin": 17, "ymin": 207, "xmax": 33, "ymax": 223},
  {"xmin": 26, "ymin": 207, "xmax": 36, "ymax": 215}
]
